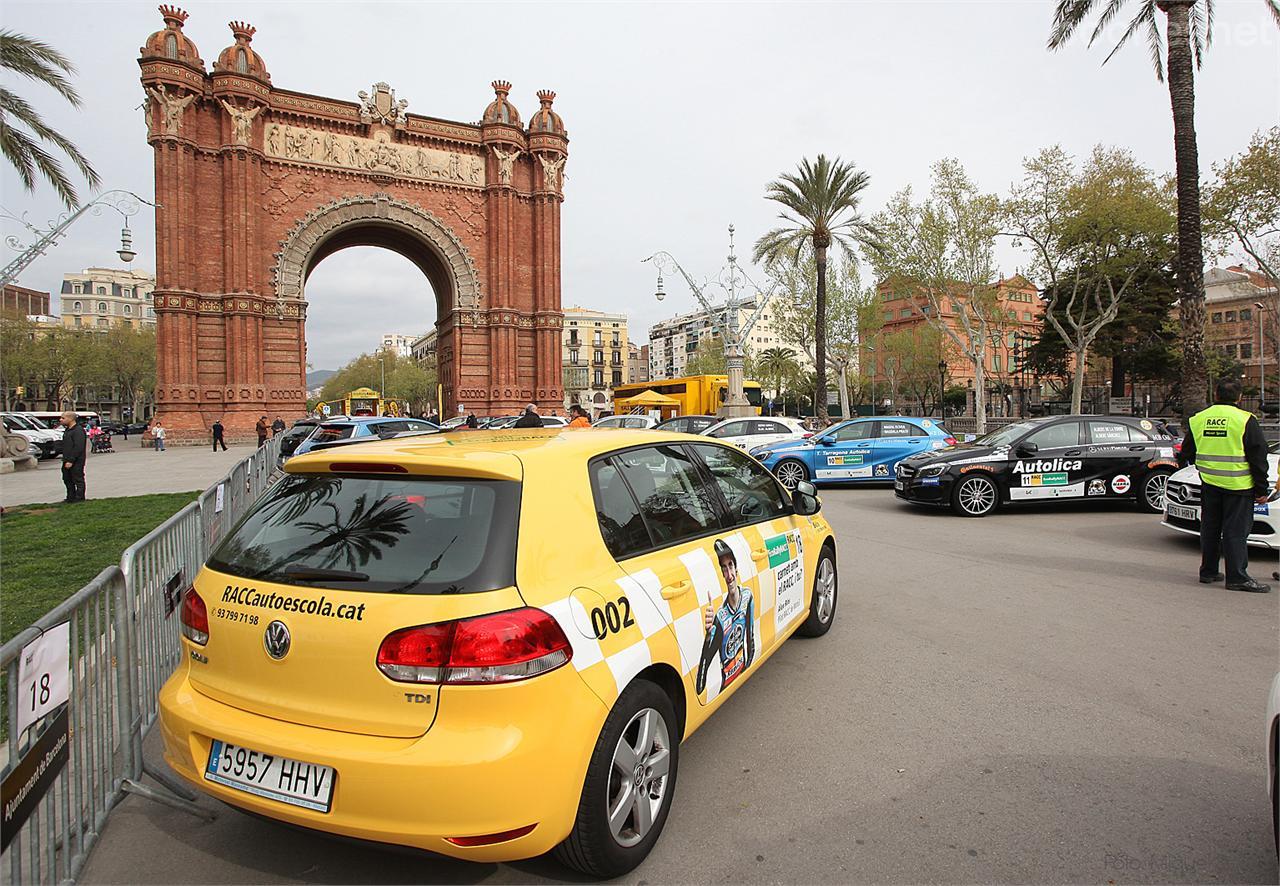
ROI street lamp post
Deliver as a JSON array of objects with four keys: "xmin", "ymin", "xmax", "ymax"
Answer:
[
  {"xmin": 864, "ymin": 344, "xmax": 876, "ymax": 417},
  {"xmin": 937, "ymin": 360, "xmax": 947, "ymax": 417},
  {"xmin": 1256, "ymin": 301, "xmax": 1266, "ymax": 411},
  {"xmin": 644, "ymin": 225, "xmax": 777, "ymax": 418},
  {"xmin": 1, "ymin": 190, "xmax": 156, "ymax": 288}
]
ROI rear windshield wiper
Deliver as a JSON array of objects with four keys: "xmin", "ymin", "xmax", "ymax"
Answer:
[{"xmin": 276, "ymin": 566, "xmax": 370, "ymax": 583}]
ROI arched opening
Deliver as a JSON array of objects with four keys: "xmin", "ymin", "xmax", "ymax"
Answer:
[
  {"xmin": 303, "ymin": 241, "xmax": 441, "ymax": 418},
  {"xmin": 272, "ymin": 195, "xmax": 486, "ymax": 419}
]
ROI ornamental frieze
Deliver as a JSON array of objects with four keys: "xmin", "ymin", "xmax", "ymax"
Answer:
[
  {"xmin": 272, "ymin": 93, "xmax": 360, "ymax": 120},
  {"xmin": 263, "ymin": 122, "xmax": 484, "ymax": 187}
]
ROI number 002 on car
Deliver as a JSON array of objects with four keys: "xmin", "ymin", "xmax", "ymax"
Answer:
[{"xmin": 205, "ymin": 739, "xmax": 335, "ymax": 812}]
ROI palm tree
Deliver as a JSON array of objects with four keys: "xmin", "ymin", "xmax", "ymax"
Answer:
[
  {"xmin": 1, "ymin": 31, "xmax": 99, "ymax": 208},
  {"xmin": 754, "ymin": 155, "xmax": 877, "ymax": 423},
  {"xmin": 1048, "ymin": 1, "xmax": 1280, "ymax": 418},
  {"xmin": 758, "ymin": 346, "xmax": 798, "ymax": 414}
]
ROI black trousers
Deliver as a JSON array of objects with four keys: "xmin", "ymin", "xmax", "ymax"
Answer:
[
  {"xmin": 1199, "ymin": 484, "xmax": 1254, "ymax": 584},
  {"xmin": 62, "ymin": 459, "xmax": 86, "ymax": 502},
  {"xmin": 257, "ymin": 435, "xmax": 267, "ymax": 448},
  {"xmin": 213, "ymin": 435, "xmax": 227, "ymax": 451}
]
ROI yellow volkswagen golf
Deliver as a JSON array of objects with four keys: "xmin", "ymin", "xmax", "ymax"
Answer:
[{"xmin": 159, "ymin": 429, "xmax": 839, "ymax": 877}]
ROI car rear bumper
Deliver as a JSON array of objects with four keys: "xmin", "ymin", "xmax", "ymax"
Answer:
[{"xmin": 158, "ymin": 663, "xmax": 606, "ymax": 862}]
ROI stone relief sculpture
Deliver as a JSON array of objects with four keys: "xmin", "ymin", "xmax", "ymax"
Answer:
[
  {"xmin": 218, "ymin": 98, "xmax": 262, "ymax": 146},
  {"xmin": 538, "ymin": 153, "xmax": 566, "ymax": 192},
  {"xmin": 492, "ymin": 145, "xmax": 521, "ymax": 185},
  {"xmin": 261, "ymin": 121, "xmax": 484, "ymax": 187},
  {"xmin": 148, "ymin": 85, "xmax": 196, "ymax": 136}
]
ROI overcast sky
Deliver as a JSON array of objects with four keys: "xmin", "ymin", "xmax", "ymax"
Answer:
[{"xmin": 2, "ymin": 1, "xmax": 1277, "ymax": 370}]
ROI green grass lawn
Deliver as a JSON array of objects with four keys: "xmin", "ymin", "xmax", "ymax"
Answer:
[{"xmin": 1, "ymin": 491, "xmax": 200, "ymax": 645}]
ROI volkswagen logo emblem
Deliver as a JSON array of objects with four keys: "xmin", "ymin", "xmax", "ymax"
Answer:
[{"xmin": 263, "ymin": 620, "xmax": 291, "ymax": 660}]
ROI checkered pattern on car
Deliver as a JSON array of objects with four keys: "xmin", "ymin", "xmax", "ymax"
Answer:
[{"xmin": 541, "ymin": 519, "xmax": 807, "ymax": 706}]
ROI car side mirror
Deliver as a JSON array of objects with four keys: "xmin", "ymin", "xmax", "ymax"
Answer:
[
  {"xmin": 793, "ymin": 480, "xmax": 821, "ymax": 516},
  {"xmin": 816, "ymin": 436, "xmax": 834, "ymax": 446},
  {"xmin": 1017, "ymin": 442, "xmax": 1038, "ymax": 457}
]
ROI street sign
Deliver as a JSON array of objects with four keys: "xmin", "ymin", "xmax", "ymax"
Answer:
[{"xmin": 1108, "ymin": 397, "xmax": 1132, "ymax": 415}]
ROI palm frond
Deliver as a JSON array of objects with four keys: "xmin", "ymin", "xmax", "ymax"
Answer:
[
  {"xmin": 0, "ymin": 123, "xmax": 79, "ymax": 208},
  {"xmin": 1087, "ymin": 0, "xmax": 1130, "ymax": 46},
  {"xmin": 1144, "ymin": 10, "xmax": 1166, "ymax": 82},
  {"xmin": 0, "ymin": 86, "xmax": 99, "ymax": 190},
  {"xmin": 1048, "ymin": 0, "xmax": 1099, "ymax": 50},
  {"xmin": 0, "ymin": 31, "xmax": 80, "ymax": 106}
]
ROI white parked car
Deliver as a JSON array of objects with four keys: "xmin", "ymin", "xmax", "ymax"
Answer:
[
  {"xmin": 2, "ymin": 413, "xmax": 62, "ymax": 459},
  {"xmin": 1162, "ymin": 442, "xmax": 1279, "ymax": 550},
  {"xmin": 702, "ymin": 416, "xmax": 809, "ymax": 450},
  {"xmin": 592, "ymin": 414, "xmax": 658, "ymax": 429}
]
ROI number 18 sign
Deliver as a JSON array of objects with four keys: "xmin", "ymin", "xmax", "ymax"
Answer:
[{"xmin": 17, "ymin": 621, "xmax": 70, "ymax": 737}]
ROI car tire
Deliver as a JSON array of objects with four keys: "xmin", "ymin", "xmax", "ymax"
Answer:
[
  {"xmin": 774, "ymin": 459, "xmax": 809, "ymax": 491},
  {"xmin": 951, "ymin": 473, "xmax": 998, "ymax": 518},
  {"xmin": 798, "ymin": 544, "xmax": 837, "ymax": 638},
  {"xmin": 555, "ymin": 680, "xmax": 679, "ymax": 879},
  {"xmin": 1138, "ymin": 469, "xmax": 1171, "ymax": 513}
]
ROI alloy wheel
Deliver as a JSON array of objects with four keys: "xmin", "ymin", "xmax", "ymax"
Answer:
[
  {"xmin": 1145, "ymin": 472, "xmax": 1169, "ymax": 511},
  {"xmin": 776, "ymin": 461, "xmax": 806, "ymax": 490},
  {"xmin": 957, "ymin": 476, "xmax": 996, "ymax": 516},
  {"xmin": 607, "ymin": 708, "xmax": 671, "ymax": 848},
  {"xmin": 815, "ymin": 557, "xmax": 836, "ymax": 623}
]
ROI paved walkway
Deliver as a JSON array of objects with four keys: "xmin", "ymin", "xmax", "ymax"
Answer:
[{"xmin": 0, "ymin": 442, "xmax": 262, "ymax": 507}]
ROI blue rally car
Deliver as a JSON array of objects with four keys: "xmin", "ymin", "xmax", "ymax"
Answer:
[{"xmin": 750, "ymin": 416, "xmax": 956, "ymax": 490}]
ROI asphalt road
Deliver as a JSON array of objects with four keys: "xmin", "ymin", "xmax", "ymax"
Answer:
[{"xmin": 81, "ymin": 486, "xmax": 1280, "ymax": 884}]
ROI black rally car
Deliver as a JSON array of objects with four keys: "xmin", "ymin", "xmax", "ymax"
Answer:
[{"xmin": 894, "ymin": 415, "xmax": 1181, "ymax": 517}]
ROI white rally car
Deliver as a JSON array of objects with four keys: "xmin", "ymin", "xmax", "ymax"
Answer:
[{"xmin": 1162, "ymin": 441, "xmax": 1279, "ymax": 550}]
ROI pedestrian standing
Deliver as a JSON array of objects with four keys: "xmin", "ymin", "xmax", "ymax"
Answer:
[
  {"xmin": 256, "ymin": 416, "xmax": 268, "ymax": 448},
  {"xmin": 59, "ymin": 410, "xmax": 87, "ymax": 502},
  {"xmin": 1180, "ymin": 379, "xmax": 1272, "ymax": 593},
  {"xmin": 567, "ymin": 405, "xmax": 591, "ymax": 428},
  {"xmin": 212, "ymin": 418, "xmax": 227, "ymax": 452},
  {"xmin": 514, "ymin": 403, "xmax": 543, "ymax": 428},
  {"xmin": 152, "ymin": 419, "xmax": 166, "ymax": 452},
  {"xmin": 271, "ymin": 416, "xmax": 285, "ymax": 437}
]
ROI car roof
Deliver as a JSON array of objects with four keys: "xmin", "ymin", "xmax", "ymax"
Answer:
[{"xmin": 286, "ymin": 428, "xmax": 711, "ymax": 481}]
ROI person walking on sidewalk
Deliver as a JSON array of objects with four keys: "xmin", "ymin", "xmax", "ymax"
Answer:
[
  {"xmin": 59, "ymin": 410, "xmax": 87, "ymax": 502},
  {"xmin": 1180, "ymin": 379, "xmax": 1272, "ymax": 593},
  {"xmin": 152, "ymin": 419, "xmax": 166, "ymax": 452},
  {"xmin": 212, "ymin": 419, "xmax": 227, "ymax": 452},
  {"xmin": 255, "ymin": 416, "xmax": 268, "ymax": 448}
]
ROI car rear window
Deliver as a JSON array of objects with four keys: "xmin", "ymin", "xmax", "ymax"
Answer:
[
  {"xmin": 207, "ymin": 474, "xmax": 519, "ymax": 594},
  {"xmin": 314, "ymin": 425, "xmax": 354, "ymax": 443}
]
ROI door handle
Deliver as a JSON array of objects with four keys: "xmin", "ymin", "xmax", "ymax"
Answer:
[
  {"xmin": 856, "ymin": 443, "xmax": 871, "ymax": 448},
  {"xmin": 660, "ymin": 580, "xmax": 692, "ymax": 600},
  {"xmin": 1064, "ymin": 449, "xmax": 1081, "ymax": 456},
  {"xmin": 750, "ymin": 548, "xmax": 769, "ymax": 563},
  {"xmin": 1128, "ymin": 445, "xmax": 1146, "ymax": 451}
]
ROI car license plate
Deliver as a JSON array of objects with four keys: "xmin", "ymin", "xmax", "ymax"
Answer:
[
  {"xmin": 1167, "ymin": 504, "xmax": 1198, "ymax": 521},
  {"xmin": 894, "ymin": 480, "xmax": 904, "ymax": 491},
  {"xmin": 205, "ymin": 739, "xmax": 334, "ymax": 812}
]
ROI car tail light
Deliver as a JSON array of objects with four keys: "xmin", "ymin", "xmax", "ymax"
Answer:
[
  {"xmin": 444, "ymin": 824, "xmax": 537, "ymax": 847},
  {"xmin": 180, "ymin": 588, "xmax": 209, "ymax": 646},
  {"xmin": 376, "ymin": 608, "xmax": 572, "ymax": 685},
  {"xmin": 1173, "ymin": 441, "xmax": 1182, "ymax": 453},
  {"xmin": 802, "ymin": 432, "xmax": 813, "ymax": 438},
  {"xmin": 944, "ymin": 436, "xmax": 957, "ymax": 446}
]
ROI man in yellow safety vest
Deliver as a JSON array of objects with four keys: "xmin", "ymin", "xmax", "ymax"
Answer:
[{"xmin": 1180, "ymin": 379, "xmax": 1272, "ymax": 593}]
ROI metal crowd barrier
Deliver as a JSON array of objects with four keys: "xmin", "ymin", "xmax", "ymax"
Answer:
[{"xmin": 1, "ymin": 434, "xmax": 284, "ymax": 883}]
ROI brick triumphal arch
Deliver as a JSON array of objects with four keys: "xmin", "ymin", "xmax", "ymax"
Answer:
[{"xmin": 139, "ymin": 7, "xmax": 567, "ymax": 440}]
